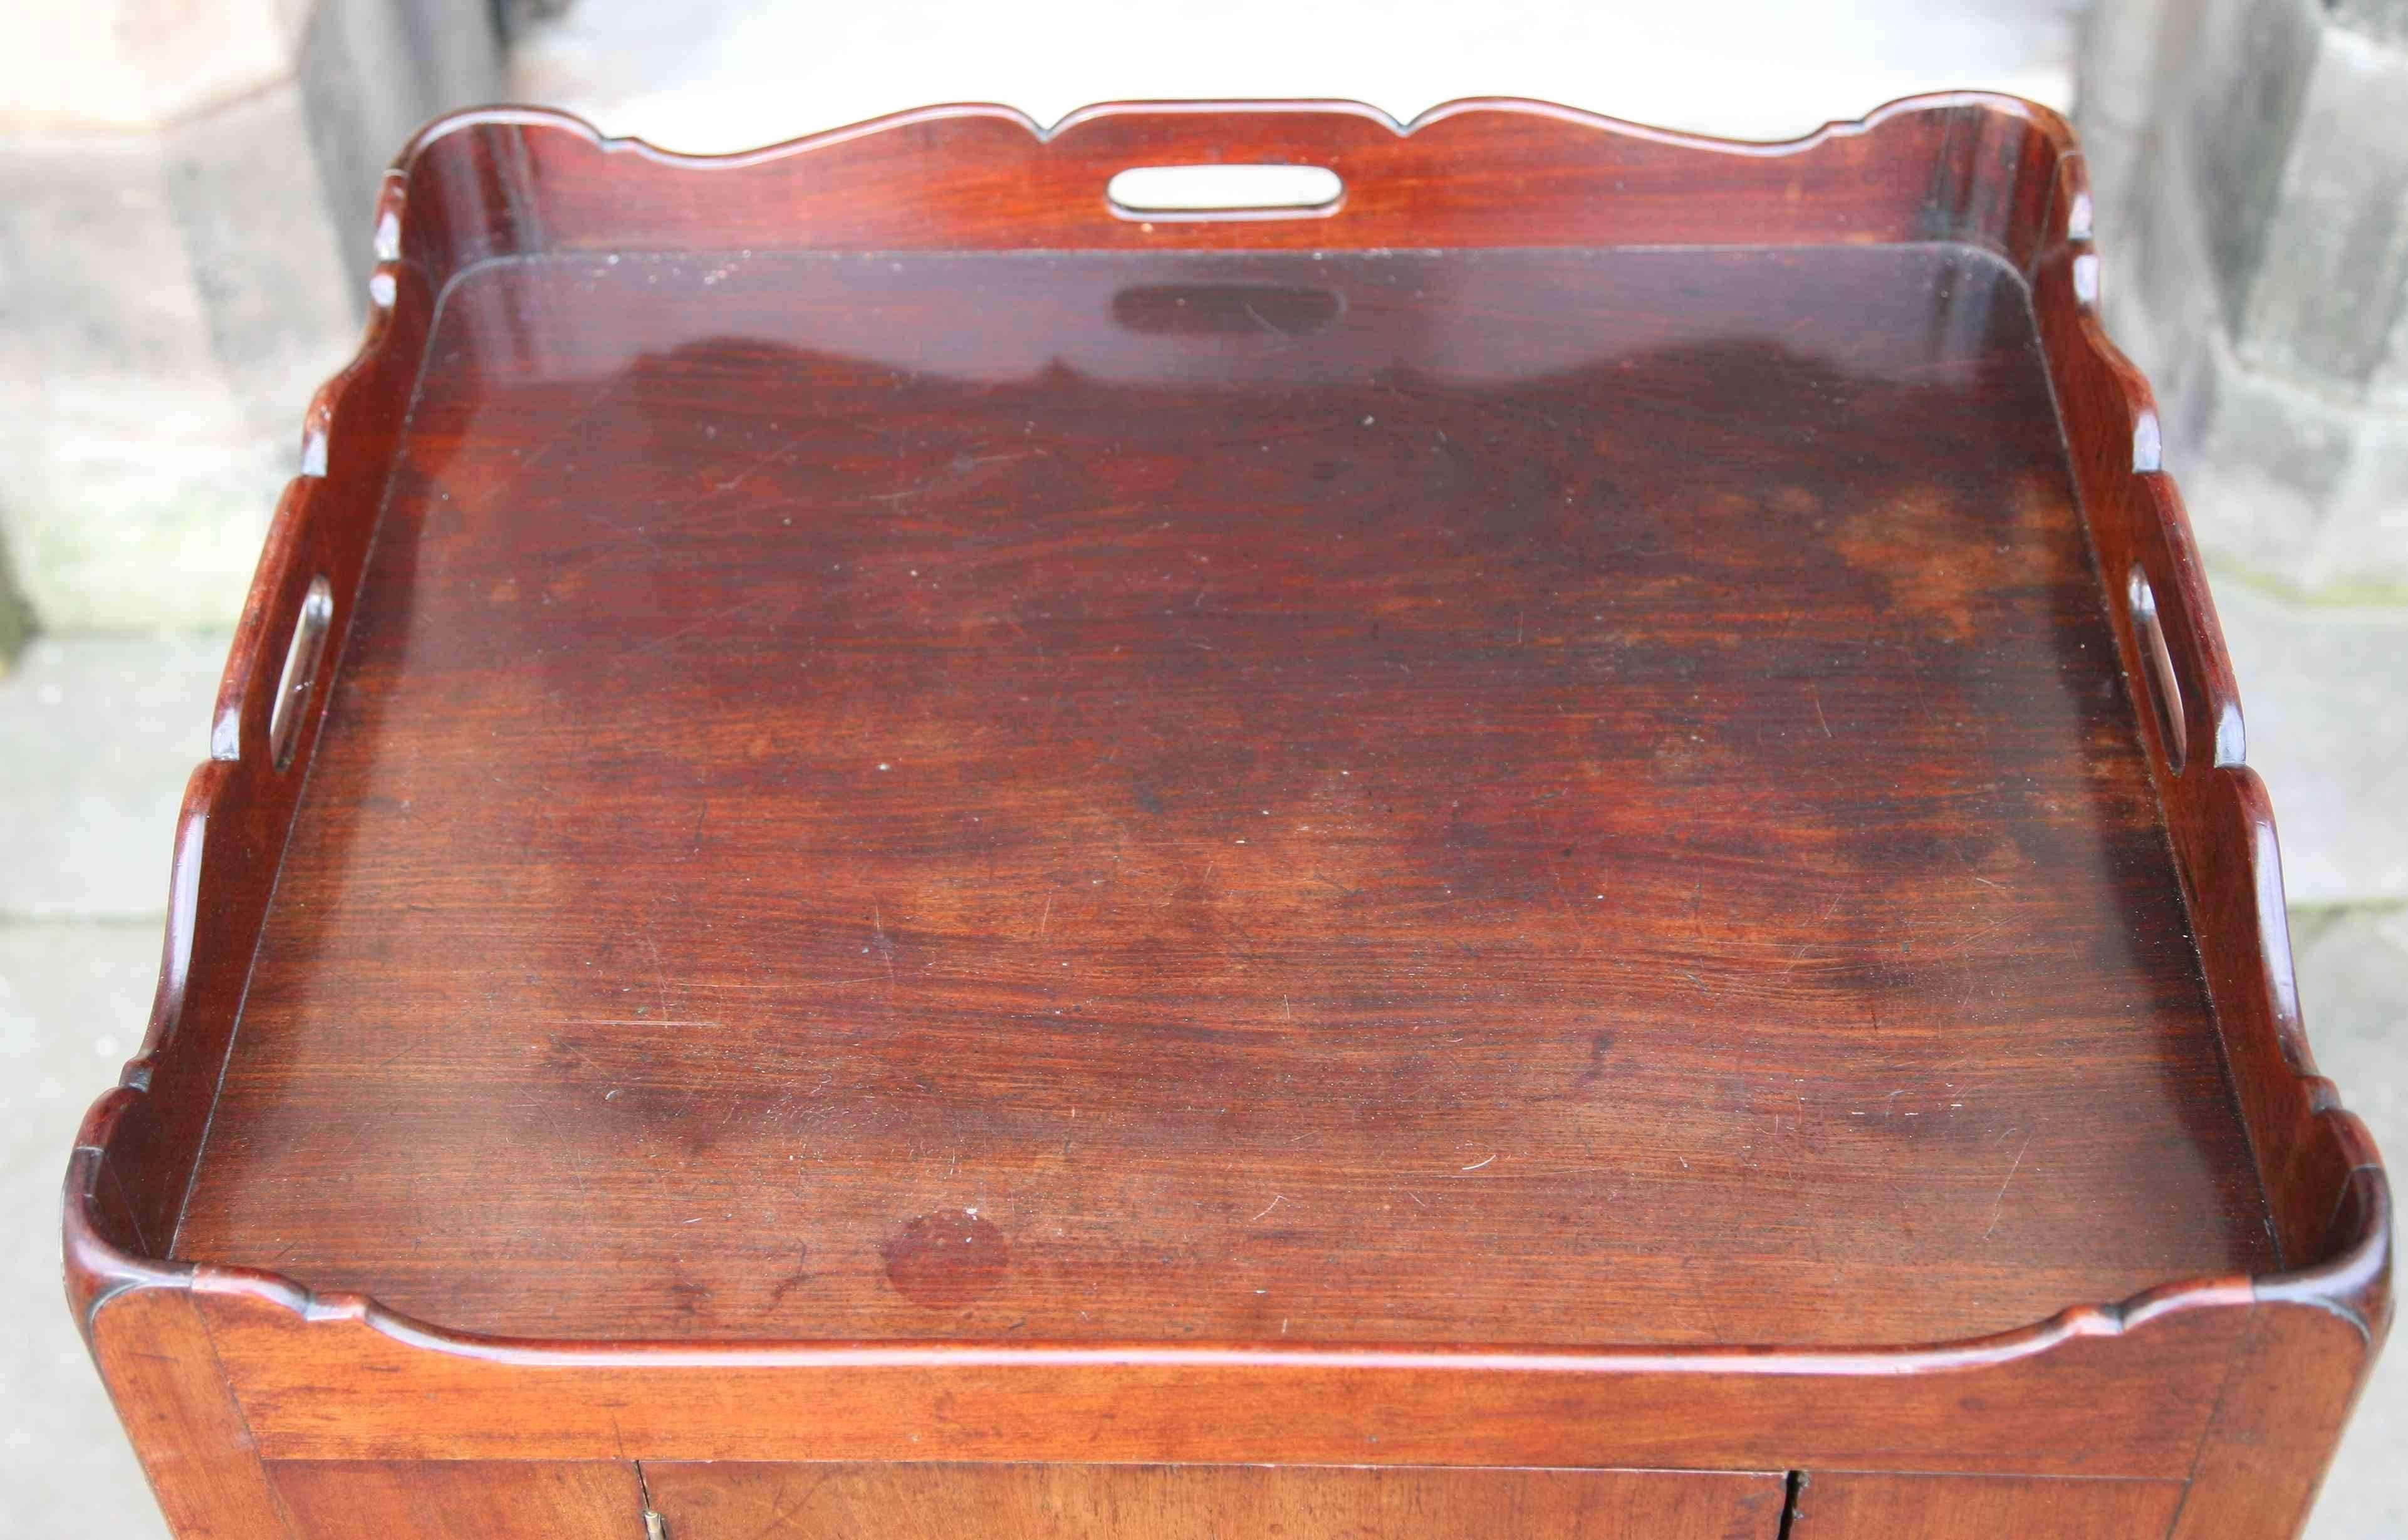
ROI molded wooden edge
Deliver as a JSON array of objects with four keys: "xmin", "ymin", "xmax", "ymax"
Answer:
[
  {"xmin": 166, "ymin": 1259, "xmax": 2255, "ymax": 1373},
  {"xmin": 394, "ymin": 89, "xmax": 2072, "ymax": 181},
  {"xmin": 187, "ymin": 1281, "xmax": 2248, "ymax": 1474},
  {"xmin": 2258, "ymin": 1163, "xmax": 2393, "ymax": 1341},
  {"xmin": 61, "ymin": 96, "xmax": 2379, "ymax": 1397}
]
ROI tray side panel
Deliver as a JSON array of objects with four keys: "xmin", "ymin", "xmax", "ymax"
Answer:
[
  {"xmin": 2023, "ymin": 142, "xmax": 2391, "ymax": 1304},
  {"xmin": 392, "ymin": 96, "xmax": 2065, "ymax": 265},
  {"xmin": 68, "ymin": 261, "xmax": 435, "ymax": 1304}
]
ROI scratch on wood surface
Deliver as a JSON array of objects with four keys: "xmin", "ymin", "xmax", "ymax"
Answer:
[
  {"xmin": 870, "ymin": 902, "xmax": 896, "ymax": 987},
  {"xmin": 1253, "ymin": 1194, "xmax": 1286, "ymax": 1221},
  {"xmin": 1939, "ymin": 917, "xmax": 2007, "ymax": 954},
  {"xmin": 640, "ymin": 934, "xmax": 673, "ymax": 1021},
  {"xmin": 613, "ymin": 594, "xmax": 775, "ymax": 661},
  {"xmin": 1985, "ymin": 1128, "xmax": 2032, "ymax": 1239}
]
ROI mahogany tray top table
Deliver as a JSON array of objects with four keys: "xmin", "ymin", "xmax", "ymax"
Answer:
[{"xmin": 65, "ymin": 95, "xmax": 2389, "ymax": 1539}]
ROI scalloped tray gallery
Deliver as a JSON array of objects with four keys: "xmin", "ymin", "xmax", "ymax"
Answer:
[{"xmin": 67, "ymin": 96, "xmax": 2388, "ymax": 1538}]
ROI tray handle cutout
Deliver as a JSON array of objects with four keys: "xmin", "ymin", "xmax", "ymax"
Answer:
[
  {"xmin": 269, "ymin": 576, "xmax": 335, "ymax": 772},
  {"xmin": 2125, "ymin": 563, "xmax": 2187, "ymax": 774},
  {"xmin": 1107, "ymin": 164, "xmax": 1343, "ymax": 220}
]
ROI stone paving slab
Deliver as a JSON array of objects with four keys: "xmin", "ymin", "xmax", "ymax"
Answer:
[
  {"xmin": 0, "ymin": 920, "xmax": 172, "ymax": 1537},
  {"xmin": 0, "ymin": 635, "xmax": 226, "ymax": 920},
  {"xmin": 2213, "ymin": 575, "xmax": 2408, "ymax": 907},
  {"xmin": 2085, "ymin": 0, "xmax": 2408, "ymax": 602}
]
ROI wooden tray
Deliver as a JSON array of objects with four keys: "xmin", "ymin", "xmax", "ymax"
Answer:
[{"xmin": 68, "ymin": 95, "xmax": 2388, "ymax": 1539}]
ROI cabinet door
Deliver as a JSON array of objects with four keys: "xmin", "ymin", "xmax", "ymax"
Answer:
[
  {"xmin": 268, "ymin": 1460, "xmax": 647, "ymax": 1538},
  {"xmin": 1790, "ymin": 1472, "xmax": 2186, "ymax": 1538},
  {"xmin": 643, "ymin": 1462, "xmax": 1785, "ymax": 1539}
]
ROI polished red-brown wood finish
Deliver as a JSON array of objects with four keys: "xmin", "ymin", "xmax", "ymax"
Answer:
[
  {"xmin": 1791, "ymin": 1472, "xmax": 2189, "ymax": 1537},
  {"xmin": 642, "ymin": 1462, "xmax": 1788, "ymax": 1539},
  {"xmin": 66, "ymin": 95, "xmax": 2387, "ymax": 1539},
  {"xmin": 175, "ymin": 241, "xmax": 2268, "ymax": 1349}
]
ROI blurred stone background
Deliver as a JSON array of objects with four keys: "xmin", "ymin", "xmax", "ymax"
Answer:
[{"xmin": 0, "ymin": 0, "xmax": 2399, "ymax": 1533}]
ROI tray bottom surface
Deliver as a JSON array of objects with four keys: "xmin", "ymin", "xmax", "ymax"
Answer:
[{"xmin": 173, "ymin": 244, "xmax": 2274, "ymax": 1346}]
